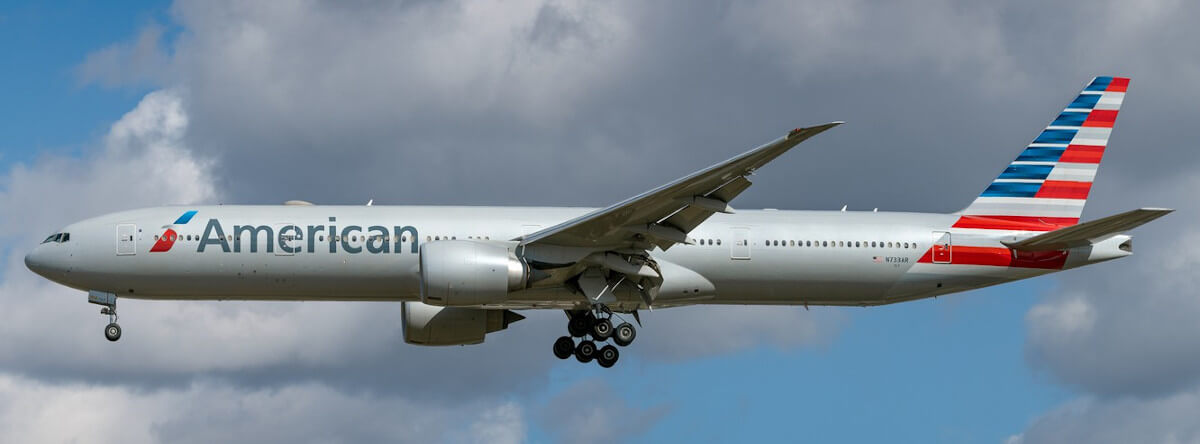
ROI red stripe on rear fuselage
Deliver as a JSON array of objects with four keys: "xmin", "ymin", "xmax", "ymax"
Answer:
[{"xmin": 918, "ymin": 246, "xmax": 1068, "ymax": 269}]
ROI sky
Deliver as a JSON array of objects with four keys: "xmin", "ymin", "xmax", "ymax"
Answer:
[{"xmin": 1, "ymin": 0, "xmax": 1199, "ymax": 442}]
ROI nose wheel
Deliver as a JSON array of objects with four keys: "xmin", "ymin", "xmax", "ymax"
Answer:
[
  {"xmin": 553, "ymin": 308, "xmax": 636, "ymax": 368},
  {"xmin": 104, "ymin": 322, "xmax": 122, "ymax": 342}
]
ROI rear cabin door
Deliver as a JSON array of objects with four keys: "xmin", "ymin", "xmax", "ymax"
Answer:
[
  {"xmin": 730, "ymin": 227, "xmax": 751, "ymax": 260},
  {"xmin": 932, "ymin": 231, "xmax": 952, "ymax": 264},
  {"xmin": 116, "ymin": 224, "xmax": 137, "ymax": 256}
]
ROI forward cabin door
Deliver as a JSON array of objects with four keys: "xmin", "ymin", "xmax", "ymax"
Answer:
[
  {"xmin": 116, "ymin": 224, "xmax": 136, "ymax": 256},
  {"xmin": 730, "ymin": 227, "xmax": 751, "ymax": 260},
  {"xmin": 932, "ymin": 231, "xmax": 952, "ymax": 264}
]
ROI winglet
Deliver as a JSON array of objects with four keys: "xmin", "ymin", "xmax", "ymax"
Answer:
[{"xmin": 789, "ymin": 121, "xmax": 844, "ymax": 139}]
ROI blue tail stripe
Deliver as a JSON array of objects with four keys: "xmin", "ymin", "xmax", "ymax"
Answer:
[
  {"xmin": 1067, "ymin": 94, "xmax": 1101, "ymax": 109},
  {"xmin": 1033, "ymin": 129, "xmax": 1078, "ymax": 144},
  {"xmin": 1085, "ymin": 76, "xmax": 1113, "ymax": 91},
  {"xmin": 982, "ymin": 182, "xmax": 1041, "ymax": 197},
  {"xmin": 1051, "ymin": 111, "xmax": 1089, "ymax": 126},
  {"xmin": 1016, "ymin": 147, "xmax": 1066, "ymax": 162},
  {"xmin": 998, "ymin": 164, "xmax": 1054, "ymax": 180}
]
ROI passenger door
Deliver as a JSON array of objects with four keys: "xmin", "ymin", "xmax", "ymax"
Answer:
[
  {"xmin": 730, "ymin": 227, "xmax": 751, "ymax": 260},
  {"xmin": 116, "ymin": 224, "xmax": 136, "ymax": 256},
  {"xmin": 932, "ymin": 231, "xmax": 951, "ymax": 264}
]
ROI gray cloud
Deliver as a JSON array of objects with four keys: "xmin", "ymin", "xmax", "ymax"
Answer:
[{"xmin": 537, "ymin": 379, "xmax": 669, "ymax": 444}]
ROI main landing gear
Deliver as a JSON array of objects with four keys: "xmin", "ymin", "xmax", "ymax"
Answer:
[{"xmin": 553, "ymin": 308, "xmax": 637, "ymax": 368}]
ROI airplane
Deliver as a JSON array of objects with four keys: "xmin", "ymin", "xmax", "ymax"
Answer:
[{"xmin": 25, "ymin": 76, "xmax": 1170, "ymax": 368}]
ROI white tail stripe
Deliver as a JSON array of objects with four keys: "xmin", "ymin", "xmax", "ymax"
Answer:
[{"xmin": 1046, "ymin": 163, "xmax": 1099, "ymax": 182}]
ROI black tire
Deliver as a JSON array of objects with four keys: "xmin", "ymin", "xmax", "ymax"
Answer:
[
  {"xmin": 597, "ymin": 345, "xmax": 619, "ymax": 368},
  {"xmin": 567, "ymin": 315, "xmax": 589, "ymax": 338},
  {"xmin": 104, "ymin": 323, "xmax": 122, "ymax": 342},
  {"xmin": 613, "ymin": 322, "xmax": 636, "ymax": 347},
  {"xmin": 591, "ymin": 318, "xmax": 613, "ymax": 341},
  {"xmin": 553, "ymin": 336, "xmax": 575, "ymax": 359},
  {"xmin": 575, "ymin": 340, "xmax": 597, "ymax": 363}
]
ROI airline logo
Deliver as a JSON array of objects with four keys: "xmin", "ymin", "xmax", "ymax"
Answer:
[{"xmin": 149, "ymin": 210, "xmax": 198, "ymax": 253}]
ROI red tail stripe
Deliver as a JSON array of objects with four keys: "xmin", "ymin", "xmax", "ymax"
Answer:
[
  {"xmin": 1034, "ymin": 180, "xmax": 1092, "ymax": 199},
  {"xmin": 1081, "ymin": 109, "xmax": 1119, "ymax": 128},
  {"xmin": 1106, "ymin": 77, "xmax": 1130, "ymax": 92},
  {"xmin": 1058, "ymin": 144, "xmax": 1105, "ymax": 163},
  {"xmin": 952, "ymin": 215, "xmax": 1079, "ymax": 231},
  {"xmin": 918, "ymin": 246, "xmax": 1068, "ymax": 269}
]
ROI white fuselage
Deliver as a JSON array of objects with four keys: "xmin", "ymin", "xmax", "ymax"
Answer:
[{"xmin": 25, "ymin": 205, "xmax": 1127, "ymax": 310}]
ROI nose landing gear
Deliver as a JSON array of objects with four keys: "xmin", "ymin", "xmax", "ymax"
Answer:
[
  {"xmin": 552, "ymin": 308, "xmax": 636, "ymax": 368},
  {"xmin": 89, "ymin": 290, "xmax": 121, "ymax": 342}
]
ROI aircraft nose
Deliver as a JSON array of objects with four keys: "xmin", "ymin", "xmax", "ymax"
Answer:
[{"xmin": 24, "ymin": 247, "xmax": 46, "ymax": 275}]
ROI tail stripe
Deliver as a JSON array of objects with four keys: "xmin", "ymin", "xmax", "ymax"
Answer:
[{"xmin": 958, "ymin": 76, "xmax": 1127, "ymax": 231}]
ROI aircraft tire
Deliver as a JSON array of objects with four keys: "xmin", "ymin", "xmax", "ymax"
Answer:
[
  {"xmin": 553, "ymin": 336, "xmax": 575, "ymax": 359},
  {"xmin": 613, "ymin": 322, "xmax": 636, "ymax": 347},
  {"xmin": 597, "ymin": 345, "xmax": 619, "ymax": 368},
  {"xmin": 591, "ymin": 318, "xmax": 613, "ymax": 341},
  {"xmin": 575, "ymin": 340, "xmax": 597, "ymax": 363},
  {"xmin": 567, "ymin": 315, "xmax": 589, "ymax": 337},
  {"xmin": 104, "ymin": 323, "xmax": 122, "ymax": 342}
]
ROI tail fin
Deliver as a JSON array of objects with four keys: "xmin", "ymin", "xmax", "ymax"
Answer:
[{"xmin": 956, "ymin": 76, "xmax": 1129, "ymax": 232}]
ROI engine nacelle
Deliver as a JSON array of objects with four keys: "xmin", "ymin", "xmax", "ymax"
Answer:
[
  {"xmin": 402, "ymin": 301, "xmax": 525, "ymax": 346},
  {"xmin": 419, "ymin": 240, "xmax": 529, "ymax": 306}
]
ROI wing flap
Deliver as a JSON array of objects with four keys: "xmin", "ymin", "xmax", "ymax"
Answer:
[{"xmin": 1003, "ymin": 208, "xmax": 1172, "ymax": 251}]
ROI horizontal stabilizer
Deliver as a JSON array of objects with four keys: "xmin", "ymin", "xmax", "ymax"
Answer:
[{"xmin": 1003, "ymin": 208, "xmax": 1172, "ymax": 251}]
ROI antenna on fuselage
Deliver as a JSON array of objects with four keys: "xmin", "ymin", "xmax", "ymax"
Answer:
[
  {"xmin": 841, "ymin": 205, "xmax": 847, "ymax": 212},
  {"xmin": 366, "ymin": 199, "xmax": 374, "ymax": 206}
]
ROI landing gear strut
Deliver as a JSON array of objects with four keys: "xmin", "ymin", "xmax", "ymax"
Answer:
[
  {"xmin": 552, "ymin": 307, "xmax": 636, "ymax": 368},
  {"xmin": 89, "ymin": 290, "xmax": 121, "ymax": 342}
]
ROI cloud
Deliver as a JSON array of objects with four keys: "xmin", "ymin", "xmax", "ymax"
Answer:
[
  {"xmin": 0, "ymin": 374, "xmax": 525, "ymax": 444},
  {"xmin": 537, "ymin": 379, "xmax": 669, "ymax": 444},
  {"xmin": 76, "ymin": 23, "xmax": 172, "ymax": 88},
  {"xmin": 1008, "ymin": 388, "xmax": 1200, "ymax": 444},
  {"xmin": 1024, "ymin": 174, "xmax": 1200, "ymax": 398}
]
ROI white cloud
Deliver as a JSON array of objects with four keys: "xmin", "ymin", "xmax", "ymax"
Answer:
[{"xmin": 0, "ymin": 373, "xmax": 525, "ymax": 444}]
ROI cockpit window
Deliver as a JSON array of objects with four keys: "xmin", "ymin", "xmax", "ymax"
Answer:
[{"xmin": 41, "ymin": 233, "xmax": 70, "ymax": 244}]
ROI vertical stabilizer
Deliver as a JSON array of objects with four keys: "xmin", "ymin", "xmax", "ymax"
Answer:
[{"xmin": 956, "ymin": 76, "xmax": 1129, "ymax": 232}]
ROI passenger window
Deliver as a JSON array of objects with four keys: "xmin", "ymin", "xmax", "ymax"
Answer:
[
  {"xmin": 903, "ymin": 242, "xmax": 909, "ymax": 248},
  {"xmin": 403, "ymin": 236, "xmax": 408, "ymax": 242},
  {"xmin": 716, "ymin": 239, "xmax": 721, "ymax": 246}
]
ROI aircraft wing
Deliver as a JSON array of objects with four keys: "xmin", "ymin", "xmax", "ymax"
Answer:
[
  {"xmin": 520, "ymin": 122, "xmax": 843, "ymax": 250},
  {"xmin": 1004, "ymin": 207, "xmax": 1173, "ymax": 252}
]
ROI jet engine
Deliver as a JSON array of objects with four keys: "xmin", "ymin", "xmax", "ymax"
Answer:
[
  {"xmin": 418, "ymin": 240, "xmax": 529, "ymax": 306},
  {"xmin": 401, "ymin": 301, "xmax": 525, "ymax": 346}
]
